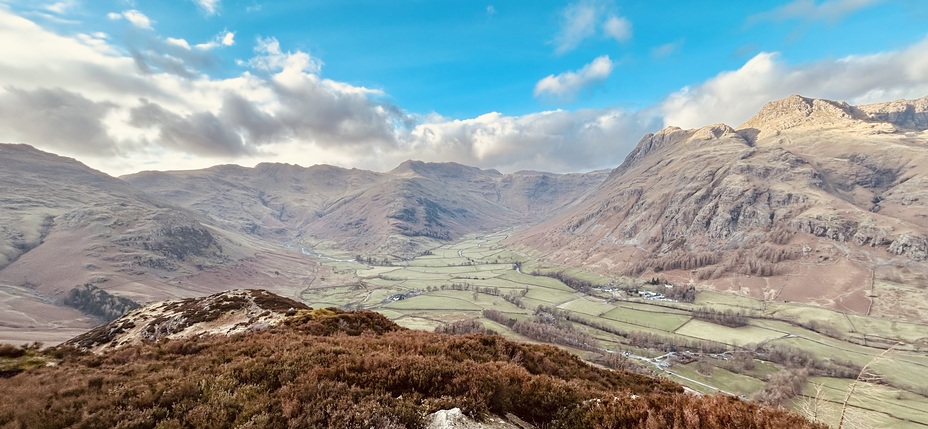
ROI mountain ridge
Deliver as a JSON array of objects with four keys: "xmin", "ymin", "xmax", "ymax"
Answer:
[
  {"xmin": 513, "ymin": 94, "xmax": 928, "ymax": 322},
  {"xmin": 123, "ymin": 157, "xmax": 610, "ymax": 257}
]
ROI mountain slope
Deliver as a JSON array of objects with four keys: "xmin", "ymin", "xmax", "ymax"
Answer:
[
  {"xmin": 0, "ymin": 144, "xmax": 241, "ymax": 342},
  {"xmin": 0, "ymin": 144, "xmax": 327, "ymax": 345},
  {"xmin": 514, "ymin": 95, "xmax": 928, "ymax": 322},
  {"xmin": 123, "ymin": 160, "xmax": 609, "ymax": 257}
]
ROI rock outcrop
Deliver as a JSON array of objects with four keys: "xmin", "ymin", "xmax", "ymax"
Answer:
[
  {"xmin": 67, "ymin": 289, "xmax": 309, "ymax": 352},
  {"xmin": 427, "ymin": 408, "xmax": 533, "ymax": 429},
  {"xmin": 858, "ymin": 95, "xmax": 928, "ymax": 130}
]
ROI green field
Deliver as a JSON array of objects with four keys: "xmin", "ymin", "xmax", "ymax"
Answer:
[
  {"xmin": 601, "ymin": 305, "xmax": 693, "ymax": 331},
  {"xmin": 302, "ymin": 229, "xmax": 928, "ymax": 429},
  {"xmin": 675, "ymin": 319, "xmax": 787, "ymax": 346}
]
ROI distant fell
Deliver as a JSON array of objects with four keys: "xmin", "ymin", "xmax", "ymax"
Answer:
[
  {"xmin": 124, "ymin": 160, "xmax": 608, "ymax": 257},
  {"xmin": 0, "ymin": 143, "xmax": 240, "ymax": 343}
]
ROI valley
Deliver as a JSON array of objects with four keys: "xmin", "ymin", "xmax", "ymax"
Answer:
[{"xmin": 298, "ymin": 230, "xmax": 928, "ymax": 428}]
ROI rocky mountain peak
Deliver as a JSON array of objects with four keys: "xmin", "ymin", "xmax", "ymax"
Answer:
[
  {"xmin": 857, "ymin": 95, "xmax": 928, "ymax": 130},
  {"xmin": 390, "ymin": 159, "xmax": 501, "ymax": 180},
  {"xmin": 692, "ymin": 123, "xmax": 739, "ymax": 140},
  {"xmin": 615, "ymin": 123, "xmax": 748, "ymax": 174},
  {"xmin": 738, "ymin": 94, "xmax": 866, "ymax": 136}
]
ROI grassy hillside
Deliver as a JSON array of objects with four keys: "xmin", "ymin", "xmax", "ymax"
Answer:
[{"xmin": 0, "ymin": 308, "xmax": 821, "ymax": 429}]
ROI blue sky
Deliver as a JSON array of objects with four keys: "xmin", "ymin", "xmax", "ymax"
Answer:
[{"xmin": 1, "ymin": 0, "xmax": 927, "ymax": 175}]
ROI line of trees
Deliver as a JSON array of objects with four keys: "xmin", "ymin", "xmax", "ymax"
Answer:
[
  {"xmin": 530, "ymin": 270, "xmax": 599, "ymax": 293},
  {"xmin": 755, "ymin": 344, "xmax": 861, "ymax": 379},
  {"xmin": 354, "ymin": 255, "xmax": 394, "ymax": 266},
  {"xmin": 753, "ymin": 368, "xmax": 809, "ymax": 406},
  {"xmin": 625, "ymin": 331, "xmax": 729, "ymax": 354},
  {"xmin": 693, "ymin": 308, "xmax": 749, "ymax": 327},
  {"xmin": 482, "ymin": 307, "xmax": 599, "ymax": 351},
  {"xmin": 502, "ymin": 288, "xmax": 528, "ymax": 309},
  {"xmin": 511, "ymin": 319, "xmax": 598, "ymax": 351},
  {"xmin": 434, "ymin": 319, "xmax": 487, "ymax": 335},
  {"xmin": 482, "ymin": 309, "xmax": 516, "ymax": 327},
  {"xmin": 628, "ymin": 252, "xmax": 722, "ymax": 276}
]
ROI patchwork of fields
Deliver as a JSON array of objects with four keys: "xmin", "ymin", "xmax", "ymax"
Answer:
[{"xmin": 300, "ymin": 230, "xmax": 928, "ymax": 429}]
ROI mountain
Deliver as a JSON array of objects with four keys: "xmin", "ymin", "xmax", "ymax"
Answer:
[
  {"xmin": 0, "ymin": 144, "xmax": 324, "ymax": 344},
  {"xmin": 0, "ymin": 144, "xmax": 233, "ymax": 342},
  {"xmin": 123, "ymin": 160, "xmax": 608, "ymax": 257},
  {"xmin": 514, "ymin": 95, "xmax": 928, "ymax": 322},
  {"xmin": 0, "ymin": 145, "xmax": 606, "ymax": 344},
  {"xmin": 0, "ymin": 290, "xmax": 822, "ymax": 429}
]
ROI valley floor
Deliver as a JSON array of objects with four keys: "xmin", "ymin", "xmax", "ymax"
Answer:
[{"xmin": 300, "ymin": 230, "xmax": 928, "ymax": 429}]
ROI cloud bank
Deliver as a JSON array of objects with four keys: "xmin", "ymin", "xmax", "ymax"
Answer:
[
  {"xmin": 661, "ymin": 37, "xmax": 928, "ymax": 129},
  {"xmin": 0, "ymin": 10, "xmax": 658, "ymax": 174},
  {"xmin": 1, "ymin": 8, "xmax": 927, "ymax": 177}
]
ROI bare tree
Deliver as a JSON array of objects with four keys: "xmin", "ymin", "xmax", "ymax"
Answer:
[{"xmin": 836, "ymin": 346, "xmax": 897, "ymax": 429}]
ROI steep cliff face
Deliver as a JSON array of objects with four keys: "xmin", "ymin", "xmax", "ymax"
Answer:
[{"xmin": 515, "ymin": 95, "xmax": 928, "ymax": 319}]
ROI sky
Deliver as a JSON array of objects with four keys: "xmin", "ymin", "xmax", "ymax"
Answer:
[{"xmin": 1, "ymin": 0, "xmax": 928, "ymax": 176}]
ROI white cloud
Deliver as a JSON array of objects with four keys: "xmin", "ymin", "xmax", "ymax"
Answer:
[
  {"xmin": 553, "ymin": 1, "xmax": 601, "ymax": 54},
  {"xmin": 244, "ymin": 36, "xmax": 322, "ymax": 75},
  {"xmin": 751, "ymin": 0, "xmax": 883, "ymax": 23},
  {"xmin": 0, "ymin": 8, "xmax": 661, "ymax": 176},
  {"xmin": 7, "ymin": 5, "xmax": 928, "ymax": 178},
  {"xmin": 660, "ymin": 37, "xmax": 928, "ymax": 129},
  {"xmin": 652, "ymin": 40, "xmax": 683, "ymax": 58},
  {"xmin": 553, "ymin": 1, "xmax": 633, "ymax": 53},
  {"xmin": 45, "ymin": 1, "xmax": 77, "ymax": 14},
  {"xmin": 123, "ymin": 10, "xmax": 152, "ymax": 29},
  {"xmin": 108, "ymin": 9, "xmax": 153, "ymax": 30},
  {"xmin": 486, "ymin": 5, "xmax": 496, "ymax": 16},
  {"xmin": 0, "ymin": 9, "xmax": 404, "ymax": 173},
  {"xmin": 602, "ymin": 15, "xmax": 631, "ymax": 42},
  {"xmin": 166, "ymin": 37, "xmax": 191, "ymax": 49},
  {"xmin": 193, "ymin": 0, "xmax": 220, "ymax": 15},
  {"xmin": 194, "ymin": 30, "xmax": 235, "ymax": 50},
  {"xmin": 534, "ymin": 55, "xmax": 614, "ymax": 101}
]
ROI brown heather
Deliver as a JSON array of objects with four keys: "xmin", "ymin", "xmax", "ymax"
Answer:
[{"xmin": 0, "ymin": 308, "xmax": 824, "ymax": 429}]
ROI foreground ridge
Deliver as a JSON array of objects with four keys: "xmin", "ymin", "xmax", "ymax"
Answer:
[{"xmin": 0, "ymin": 290, "xmax": 823, "ymax": 429}]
